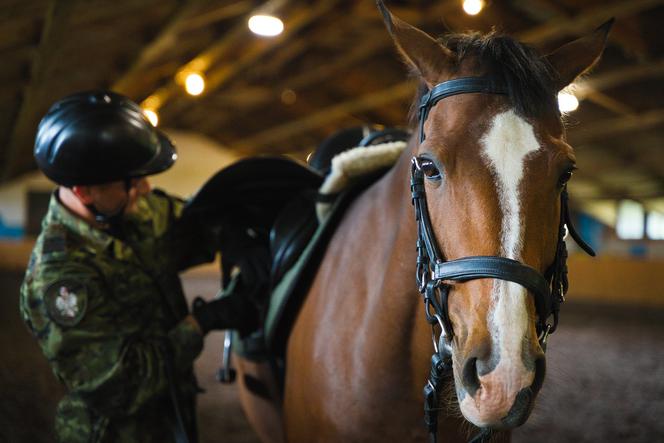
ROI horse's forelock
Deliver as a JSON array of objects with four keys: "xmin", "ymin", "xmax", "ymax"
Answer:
[{"xmin": 409, "ymin": 31, "xmax": 560, "ymax": 128}]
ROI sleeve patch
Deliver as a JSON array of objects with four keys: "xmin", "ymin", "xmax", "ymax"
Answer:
[{"xmin": 44, "ymin": 280, "xmax": 88, "ymax": 327}]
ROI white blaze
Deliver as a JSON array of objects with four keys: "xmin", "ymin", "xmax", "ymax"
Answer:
[{"xmin": 481, "ymin": 110, "xmax": 541, "ymax": 368}]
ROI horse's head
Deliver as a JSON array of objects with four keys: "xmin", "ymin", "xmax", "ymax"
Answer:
[{"xmin": 379, "ymin": 2, "xmax": 609, "ymax": 431}]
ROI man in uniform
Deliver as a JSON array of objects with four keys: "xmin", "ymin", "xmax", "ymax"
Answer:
[{"xmin": 20, "ymin": 91, "xmax": 259, "ymax": 442}]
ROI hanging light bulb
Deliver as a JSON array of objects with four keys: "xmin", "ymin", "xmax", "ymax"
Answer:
[
  {"xmin": 558, "ymin": 91, "xmax": 579, "ymax": 112},
  {"xmin": 463, "ymin": 0, "xmax": 484, "ymax": 15},
  {"xmin": 248, "ymin": 15, "xmax": 284, "ymax": 37},
  {"xmin": 142, "ymin": 109, "xmax": 159, "ymax": 127},
  {"xmin": 184, "ymin": 72, "xmax": 206, "ymax": 96}
]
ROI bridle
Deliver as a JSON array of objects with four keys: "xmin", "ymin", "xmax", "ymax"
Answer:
[{"xmin": 410, "ymin": 77, "xmax": 596, "ymax": 443}]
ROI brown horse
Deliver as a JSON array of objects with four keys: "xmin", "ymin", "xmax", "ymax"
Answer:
[{"xmin": 236, "ymin": 3, "xmax": 611, "ymax": 442}]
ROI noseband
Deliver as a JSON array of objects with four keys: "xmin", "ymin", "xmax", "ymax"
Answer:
[{"xmin": 412, "ymin": 77, "xmax": 596, "ymax": 443}]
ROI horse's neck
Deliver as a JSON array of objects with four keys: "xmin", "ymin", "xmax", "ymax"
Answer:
[{"xmin": 346, "ymin": 142, "xmax": 430, "ymax": 363}]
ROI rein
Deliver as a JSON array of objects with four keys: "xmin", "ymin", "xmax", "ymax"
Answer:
[{"xmin": 411, "ymin": 77, "xmax": 596, "ymax": 443}]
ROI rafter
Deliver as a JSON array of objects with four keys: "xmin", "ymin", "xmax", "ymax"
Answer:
[
  {"xmin": 178, "ymin": 0, "xmax": 254, "ymax": 32},
  {"xmin": 511, "ymin": 0, "xmax": 652, "ymax": 59},
  {"xmin": 112, "ymin": 0, "xmax": 205, "ymax": 98},
  {"xmin": 516, "ymin": 0, "xmax": 663, "ymax": 45},
  {"xmin": 181, "ymin": 1, "xmax": 459, "ymax": 134},
  {"xmin": 569, "ymin": 108, "xmax": 664, "ymax": 144},
  {"xmin": 139, "ymin": 0, "xmax": 289, "ymax": 111},
  {"xmin": 163, "ymin": 0, "xmax": 341, "ymax": 120},
  {"xmin": 1, "ymin": 0, "xmax": 73, "ymax": 181},
  {"xmin": 231, "ymin": 81, "xmax": 416, "ymax": 152},
  {"xmin": 580, "ymin": 58, "xmax": 664, "ymax": 91},
  {"xmin": 219, "ymin": 1, "xmax": 663, "ymax": 156}
]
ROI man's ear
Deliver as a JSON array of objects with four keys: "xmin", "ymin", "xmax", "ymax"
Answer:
[{"xmin": 71, "ymin": 185, "xmax": 94, "ymax": 205}]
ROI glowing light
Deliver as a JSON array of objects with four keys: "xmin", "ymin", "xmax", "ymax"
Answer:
[
  {"xmin": 616, "ymin": 200, "xmax": 644, "ymax": 240},
  {"xmin": 185, "ymin": 72, "xmax": 205, "ymax": 96},
  {"xmin": 463, "ymin": 0, "xmax": 484, "ymax": 15},
  {"xmin": 646, "ymin": 211, "xmax": 664, "ymax": 240},
  {"xmin": 558, "ymin": 91, "xmax": 579, "ymax": 112},
  {"xmin": 143, "ymin": 109, "xmax": 159, "ymax": 127},
  {"xmin": 281, "ymin": 89, "xmax": 296, "ymax": 105},
  {"xmin": 248, "ymin": 15, "xmax": 284, "ymax": 37}
]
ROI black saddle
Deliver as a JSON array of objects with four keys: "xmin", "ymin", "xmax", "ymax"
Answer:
[{"xmin": 181, "ymin": 127, "xmax": 410, "ymax": 353}]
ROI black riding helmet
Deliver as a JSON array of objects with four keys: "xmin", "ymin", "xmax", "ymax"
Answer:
[{"xmin": 34, "ymin": 90, "xmax": 176, "ymax": 187}]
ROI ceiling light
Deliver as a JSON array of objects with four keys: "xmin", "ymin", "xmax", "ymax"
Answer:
[
  {"xmin": 463, "ymin": 0, "xmax": 484, "ymax": 15},
  {"xmin": 142, "ymin": 109, "xmax": 159, "ymax": 127},
  {"xmin": 558, "ymin": 91, "xmax": 579, "ymax": 112},
  {"xmin": 281, "ymin": 89, "xmax": 296, "ymax": 105},
  {"xmin": 185, "ymin": 72, "xmax": 205, "ymax": 96},
  {"xmin": 248, "ymin": 15, "xmax": 284, "ymax": 37}
]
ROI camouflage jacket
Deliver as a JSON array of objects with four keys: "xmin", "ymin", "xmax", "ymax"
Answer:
[{"xmin": 20, "ymin": 190, "xmax": 216, "ymax": 443}]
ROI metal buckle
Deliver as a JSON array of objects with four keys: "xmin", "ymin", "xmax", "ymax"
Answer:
[
  {"xmin": 538, "ymin": 323, "xmax": 552, "ymax": 348},
  {"xmin": 431, "ymin": 313, "xmax": 447, "ymax": 354}
]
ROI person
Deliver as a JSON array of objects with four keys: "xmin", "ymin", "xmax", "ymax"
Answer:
[{"xmin": 19, "ymin": 90, "xmax": 260, "ymax": 443}]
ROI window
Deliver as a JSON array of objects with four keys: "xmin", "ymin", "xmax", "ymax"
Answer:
[
  {"xmin": 616, "ymin": 200, "xmax": 644, "ymax": 239},
  {"xmin": 646, "ymin": 211, "xmax": 664, "ymax": 240}
]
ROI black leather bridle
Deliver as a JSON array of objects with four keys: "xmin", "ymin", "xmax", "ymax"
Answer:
[{"xmin": 411, "ymin": 77, "xmax": 596, "ymax": 443}]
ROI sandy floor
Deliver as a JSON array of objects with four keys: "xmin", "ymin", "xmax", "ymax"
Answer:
[{"xmin": 2, "ymin": 269, "xmax": 663, "ymax": 443}]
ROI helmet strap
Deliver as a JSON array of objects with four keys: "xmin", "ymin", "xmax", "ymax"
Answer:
[{"xmin": 85, "ymin": 178, "xmax": 133, "ymax": 236}]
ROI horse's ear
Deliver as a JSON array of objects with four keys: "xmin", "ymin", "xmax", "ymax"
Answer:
[
  {"xmin": 545, "ymin": 19, "xmax": 614, "ymax": 91},
  {"xmin": 376, "ymin": 0, "xmax": 455, "ymax": 86}
]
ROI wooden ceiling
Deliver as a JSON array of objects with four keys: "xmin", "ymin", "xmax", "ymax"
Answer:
[{"xmin": 1, "ymin": 0, "xmax": 663, "ymax": 205}]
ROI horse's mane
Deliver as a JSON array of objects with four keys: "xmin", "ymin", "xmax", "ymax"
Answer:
[{"xmin": 410, "ymin": 31, "xmax": 560, "ymax": 125}]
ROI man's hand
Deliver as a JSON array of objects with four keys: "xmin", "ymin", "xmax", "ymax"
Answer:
[{"xmin": 191, "ymin": 288, "xmax": 260, "ymax": 336}]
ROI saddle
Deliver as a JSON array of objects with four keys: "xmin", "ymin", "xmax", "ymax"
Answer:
[{"xmin": 181, "ymin": 127, "xmax": 409, "ymax": 356}]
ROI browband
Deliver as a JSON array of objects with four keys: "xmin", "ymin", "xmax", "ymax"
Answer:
[{"xmin": 418, "ymin": 77, "xmax": 507, "ymax": 142}]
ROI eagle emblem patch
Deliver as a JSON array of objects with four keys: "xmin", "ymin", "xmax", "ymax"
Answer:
[{"xmin": 45, "ymin": 281, "xmax": 87, "ymax": 327}]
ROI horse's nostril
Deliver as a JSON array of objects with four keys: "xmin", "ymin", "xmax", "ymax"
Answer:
[{"xmin": 462, "ymin": 357, "xmax": 481, "ymax": 397}]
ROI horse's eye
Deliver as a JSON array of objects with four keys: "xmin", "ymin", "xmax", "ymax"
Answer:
[
  {"xmin": 558, "ymin": 170, "xmax": 573, "ymax": 187},
  {"xmin": 420, "ymin": 159, "xmax": 441, "ymax": 181}
]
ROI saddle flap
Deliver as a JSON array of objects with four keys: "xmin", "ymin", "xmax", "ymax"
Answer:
[
  {"xmin": 182, "ymin": 156, "xmax": 323, "ymax": 231},
  {"xmin": 269, "ymin": 190, "xmax": 319, "ymax": 286}
]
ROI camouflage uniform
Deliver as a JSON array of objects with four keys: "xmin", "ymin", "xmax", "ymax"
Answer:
[{"xmin": 20, "ymin": 189, "xmax": 215, "ymax": 442}]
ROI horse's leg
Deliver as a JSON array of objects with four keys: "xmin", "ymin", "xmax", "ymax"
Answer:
[{"xmin": 235, "ymin": 356, "xmax": 285, "ymax": 443}]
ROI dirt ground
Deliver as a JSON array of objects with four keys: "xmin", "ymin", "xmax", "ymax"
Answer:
[{"xmin": 2, "ymin": 269, "xmax": 663, "ymax": 443}]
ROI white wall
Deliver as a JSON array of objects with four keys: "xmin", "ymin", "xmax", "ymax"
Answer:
[{"xmin": 0, "ymin": 130, "xmax": 238, "ymax": 232}]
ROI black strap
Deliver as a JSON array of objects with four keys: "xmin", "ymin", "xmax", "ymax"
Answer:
[
  {"xmin": 419, "ymin": 77, "xmax": 506, "ymax": 142},
  {"xmin": 434, "ymin": 256, "xmax": 551, "ymax": 326}
]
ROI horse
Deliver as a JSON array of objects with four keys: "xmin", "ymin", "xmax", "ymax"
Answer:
[{"xmin": 234, "ymin": 2, "xmax": 611, "ymax": 441}]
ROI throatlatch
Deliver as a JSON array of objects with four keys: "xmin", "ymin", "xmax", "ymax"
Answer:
[{"xmin": 411, "ymin": 77, "xmax": 596, "ymax": 443}]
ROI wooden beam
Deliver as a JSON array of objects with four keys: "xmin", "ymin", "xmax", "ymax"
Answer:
[
  {"xmin": 510, "ymin": 0, "xmax": 651, "ymax": 59},
  {"xmin": 112, "ymin": 0, "xmax": 204, "ymax": 98},
  {"xmin": 1, "ymin": 0, "xmax": 74, "ymax": 181},
  {"xmin": 573, "ymin": 143, "xmax": 664, "ymax": 200},
  {"xmin": 139, "ymin": 0, "xmax": 289, "ymax": 111},
  {"xmin": 183, "ymin": 0, "xmax": 455, "ymax": 128},
  {"xmin": 177, "ymin": 0, "xmax": 341, "ymax": 112},
  {"xmin": 517, "ymin": 0, "xmax": 663, "ymax": 45},
  {"xmin": 178, "ymin": 0, "xmax": 254, "ymax": 32},
  {"xmin": 582, "ymin": 89, "xmax": 636, "ymax": 116},
  {"xmin": 580, "ymin": 58, "xmax": 664, "ymax": 91},
  {"xmin": 573, "ymin": 58, "xmax": 664, "ymax": 117},
  {"xmin": 569, "ymin": 108, "xmax": 664, "ymax": 144},
  {"xmin": 232, "ymin": 81, "xmax": 416, "ymax": 152}
]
